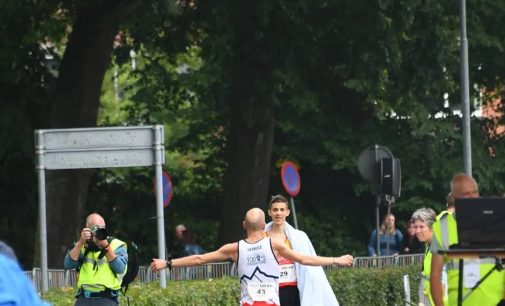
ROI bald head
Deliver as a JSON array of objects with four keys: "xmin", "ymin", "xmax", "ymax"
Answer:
[
  {"xmin": 175, "ymin": 224, "xmax": 186, "ymax": 240},
  {"xmin": 450, "ymin": 174, "xmax": 478, "ymax": 198},
  {"xmin": 448, "ymin": 174, "xmax": 479, "ymax": 207},
  {"xmin": 243, "ymin": 208, "xmax": 266, "ymax": 231},
  {"xmin": 86, "ymin": 213, "xmax": 105, "ymax": 228}
]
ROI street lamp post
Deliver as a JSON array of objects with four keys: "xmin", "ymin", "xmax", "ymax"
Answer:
[{"xmin": 460, "ymin": 0, "xmax": 472, "ymax": 176}]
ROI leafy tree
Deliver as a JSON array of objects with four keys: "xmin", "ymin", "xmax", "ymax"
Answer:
[{"xmin": 3, "ymin": 0, "xmax": 505, "ymax": 268}]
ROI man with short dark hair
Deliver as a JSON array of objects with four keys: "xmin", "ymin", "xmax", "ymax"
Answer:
[{"xmin": 265, "ymin": 195, "xmax": 340, "ymax": 306}]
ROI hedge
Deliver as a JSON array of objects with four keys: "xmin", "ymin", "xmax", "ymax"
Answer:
[{"xmin": 43, "ymin": 265, "xmax": 421, "ymax": 306}]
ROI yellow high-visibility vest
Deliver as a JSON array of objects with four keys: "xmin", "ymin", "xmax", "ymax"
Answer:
[
  {"xmin": 77, "ymin": 239, "xmax": 127, "ymax": 291},
  {"xmin": 420, "ymin": 243, "xmax": 434, "ymax": 306},
  {"xmin": 432, "ymin": 212, "xmax": 504, "ymax": 306}
]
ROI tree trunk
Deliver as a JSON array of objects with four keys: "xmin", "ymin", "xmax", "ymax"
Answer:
[
  {"xmin": 43, "ymin": 2, "xmax": 124, "ymax": 268},
  {"xmin": 218, "ymin": 48, "xmax": 276, "ymax": 242},
  {"xmin": 218, "ymin": 91, "xmax": 276, "ymax": 244},
  {"xmin": 217, "ymin": 2, "xmax": 278, "ymax": 244}
]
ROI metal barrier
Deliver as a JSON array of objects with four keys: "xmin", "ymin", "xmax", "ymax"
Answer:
[
  {"xmin": 141, "ymin": 261, "xmax": 238, "ymax": 283},
  {"xmin": 25, "ymin": 268, "xmax": 77, "ymax": 292},
  {"xmin": 27, "ymin": 254, "xmax": 423, "ymax": 290},
  {"xmin": 353, "ymin": 254, "xmax": 424, "ymax": 269}
]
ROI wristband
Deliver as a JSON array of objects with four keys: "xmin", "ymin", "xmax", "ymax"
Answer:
[{"xmin": 165, "ymin": 253, "xmax": 173, "ymax": 270}]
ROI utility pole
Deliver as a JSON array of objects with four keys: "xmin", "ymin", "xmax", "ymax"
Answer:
[{"xmin": 460, "ymin": 0, "xmax": 472, "ymax": 176}]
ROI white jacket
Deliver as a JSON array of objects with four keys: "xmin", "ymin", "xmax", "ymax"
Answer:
[{"xmin": 265, "ymin": 221, "xmax": 339, "ymax": 306}]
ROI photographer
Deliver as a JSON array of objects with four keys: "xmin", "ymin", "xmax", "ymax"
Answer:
[{"xmin": 64, "ymin": 213, "xmax": 128, "ymax": 306}]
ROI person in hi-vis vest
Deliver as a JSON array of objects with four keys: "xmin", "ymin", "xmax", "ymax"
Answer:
[
  {"xmin": 411, "ymin": 207, "xmax": 436, "ymax": 306},
  {"xmin": 430, "ymin": 174, "xmax": 505, "ymax": 306},
  {"xmin": 64, "ymin": 213, "xmax": 128, "ymax": 306},
  {"xmin": 151, "ymin": 208, "xmax": 353, "ymax": 306}
]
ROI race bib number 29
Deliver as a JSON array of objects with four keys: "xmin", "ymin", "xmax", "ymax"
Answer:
[
  {"xmin": 247, "ymin": 283, "xmax": 277, "ymax": 301},
  {"xmin": 279, "ymin": 263, "xmax": 296, "ymax": 283}
]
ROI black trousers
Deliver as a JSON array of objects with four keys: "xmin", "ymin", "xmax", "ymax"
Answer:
[
  {"xmin": 74, "ymin": 297, "xmax": 119, "ymax": 306},
  {"xmin": 279, "ymin": 285, "xmax": 301, "ymax": 306}
]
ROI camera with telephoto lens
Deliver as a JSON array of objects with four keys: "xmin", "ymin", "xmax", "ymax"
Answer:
[{"xmin": 91, "ymin": 226, "xmax": 108, "ymax": 241}]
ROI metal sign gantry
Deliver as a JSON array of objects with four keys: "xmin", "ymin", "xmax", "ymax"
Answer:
[{"xmin": 34, "ymin": 125, "xmax": 167, "ymax": 292}]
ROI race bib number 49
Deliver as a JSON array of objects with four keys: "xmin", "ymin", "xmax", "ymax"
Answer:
[{"xmin": 247, "ymin": 283, "xmax": 277, "ymax": 301}]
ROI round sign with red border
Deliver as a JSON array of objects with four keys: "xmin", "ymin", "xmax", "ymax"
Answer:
[
  {"xmin": 154, "ymin": 171, "xmax": 174, "ymax": 207},
  {"xmin": 162, "ymin": 171, "xmax": 174, "ymax": 207},
  {"xmin": 281, "ymin": 161, "xmax": 301, "ymax": 197}
]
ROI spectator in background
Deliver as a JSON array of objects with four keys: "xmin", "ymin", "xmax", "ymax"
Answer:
[
  {"xmin": 0, "ymin": 243, "xmax": 48, "ymax": 305},
  {"xmin": 175, "ymin": 224, "xmax": 186, "ymax": 241},
  {"xmin": 181, "ymin": 228, "xmax": 205, "ymax": 256},
  {"xmin": 368, "ymin": 213, "xmax": 403, "ymax": 256},
  {"xmin": 400, "ymin": 220, "xmax": 425, "ymax": 254},
  {"xmin": 173, "ymin": 224, "xmax": 186, "ymax": 258}
]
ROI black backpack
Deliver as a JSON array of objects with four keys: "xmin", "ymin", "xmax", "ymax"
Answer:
[{"xmin": 120, "ymin": 241, "xmax": 139, "ymax": 294}]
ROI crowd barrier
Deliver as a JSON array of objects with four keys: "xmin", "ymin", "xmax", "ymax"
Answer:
[
  {"xmin": 25, "ymin": 268, "xmax": 77, "ymax": 293},
  {"xmin": 25, "ymin": 254, "xmax": 423, "ymax": 291}
]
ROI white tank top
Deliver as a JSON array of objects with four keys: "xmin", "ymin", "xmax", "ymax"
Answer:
[{"xmin": 237, "ymin": 237, "xmax": 280, "ymax": 306}]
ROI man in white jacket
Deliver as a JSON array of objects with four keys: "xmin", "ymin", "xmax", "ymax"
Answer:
[{"xmin": 265, "ymin": 195, "xmax": 341, "ymax": 306}]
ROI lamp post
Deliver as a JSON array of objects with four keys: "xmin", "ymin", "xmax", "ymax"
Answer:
[{"xmin": 460, "ymin": 0, "xmax": 472, "ymax": 176}]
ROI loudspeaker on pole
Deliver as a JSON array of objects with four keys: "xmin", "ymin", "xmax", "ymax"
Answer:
[
  {"xmin": 358, "ymin": 145, "xmax": 401, "ymax": 198},
  {"xmin": 376, "ymin": 158, "xmax": 401, "ymax": 197}
]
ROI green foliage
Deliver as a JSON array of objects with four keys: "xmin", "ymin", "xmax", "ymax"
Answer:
[
  {"xmin": 3, "ymin": 0, "xmax": 505, "ymax": 267},
  {"xmin": 43, "ymin": 266, "xmax": 421, "ymax": 306},
  {"xmin": 108, "ymin": 44, "xmax": 227, "ymax": 200},
  {"xmin": 329, "ymin": 266, "xmax": 421, "ymax": 306},
  {"xmin": 86, "ymin": 168, "xmax": 222, "ymax": 264},
  {"xmin": 43, "ymin": 278, "xmax": 240, "ymax": 306},
  {"xmin": 296, "ymin": 211, "xmax": 365, "ymax": 256}
]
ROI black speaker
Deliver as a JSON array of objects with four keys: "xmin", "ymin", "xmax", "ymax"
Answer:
[{"xmin": 377, "ymin": 158, "xmax": 401, "ymax": 197}]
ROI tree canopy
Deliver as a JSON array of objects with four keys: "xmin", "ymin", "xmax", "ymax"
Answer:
[{"xmin": 1, "ymin": 0, "xmax": 505, "ymax": 267}]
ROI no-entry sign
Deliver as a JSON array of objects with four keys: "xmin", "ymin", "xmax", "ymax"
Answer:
[
  {"xmin": 154, "ymin": 171, "xmax": 173, "ymax": 207},
  {"xmin": 280, "ymin": 161, "xmax": 301, "ymax": 197},
  {"xmin": 162, "ymin": 171, "xmax": 173, "ymax": 207}
]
